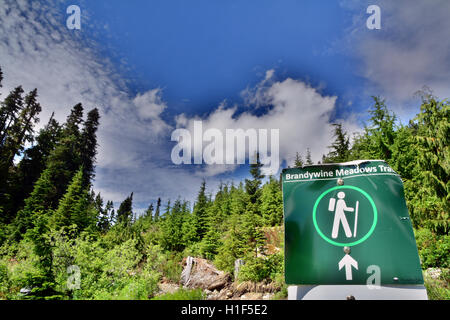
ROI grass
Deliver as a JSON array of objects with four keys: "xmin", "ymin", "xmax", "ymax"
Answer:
[{"xmin": 152, "ymin": 288, "xmax": 205, "ymax": 300}]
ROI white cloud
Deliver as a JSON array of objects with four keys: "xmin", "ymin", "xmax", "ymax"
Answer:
[{"xmin": 176, "ymin": 75, "xmax": 360, "ymax": 175}]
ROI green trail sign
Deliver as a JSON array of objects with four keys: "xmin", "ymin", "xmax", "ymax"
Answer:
[{"xmin": 282, "ymin": 160, "xmax": 424, "ymax": 285}]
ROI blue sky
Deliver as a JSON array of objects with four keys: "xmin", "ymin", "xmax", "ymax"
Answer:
[
  {"xmin": 79, "ymin": 0, "xmax": 369, "ymax": 118},
  {"xmin": 1, "ymin": 0, "xmax": 449, "ymax": 212}
]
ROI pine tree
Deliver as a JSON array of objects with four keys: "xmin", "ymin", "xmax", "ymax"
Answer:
[
  {"xmin": 51, "ymin": 168, "xmax": 94, "ymax": 233},
  {"xmin": 261, "ymin": 177, "xmax": 283, "ymax": 226},
  {"xmin": 214, "ymin": 214, "xmax": 246, "ymax": 274},
  {"xmin": 305, "ymin": 148, "xmax": 313, "ymax": 165},
  {"xmin": 0, "ymin": 86, "xmax": 24, "ymax": 152},
  {"xmin": 11, "ymin": 168, "xmax": 56, "ymax": 240},
  {"xmin": 294, "ymin": 152, "xmax": 303, "ymax": 168},
  {"xmin": 406, "ymin": 96, "xmax": 449, "ymax": 234},
  {"xmin": 162, "ymin": 199, "xmax": 171, "ymax": 220},
  {"xmin": 161, "ymin": 199, "xmax": 187, "ymax": 251},
  {"xmin": 80, "ymin": 108, "xmax": 100, "ymax": 187},
  {"xmin": 367, "ymin": 96, "xmax": 396, "ymax": 160},
  {"xmin": 117, "ymin": 193, "xmax": 134, "ymax": 226},
  {"xmin": 192, "ymin": 180, "xmax": 209, "ymax": 240},
  {"xmin": 242, "ymin": 153, "xmax": 265, "ymax": 257},
  {"xmin": 9, "ymin": 115, "xmax": 62, "ymax": 217},
  {"xmin": 350, "ymin": 96, "xmax": 397, "ymax": 161},
  {"xmin": 229, "ymin": 182, "xmax": 247, "ymax": 216},
  {"xmin": 1, "ymin": 88, "xmax": 41, "ymax": 169},
  {"xmin": 144, "ymin": 203, "xmax": 154, "ymax": 221},
  {"xmin": 245, "ymin": 153, "xmax": 264, "ymax": 206},
  {"xmin": 323, "ymin": 123, "xmax": 350, "ymax": 163},
  {"xmin": 96, "ymin": 194, "xmax": 111, "ymax": 232},
  {"xmin": 154, "ymin": 197, "xmax": 161, "ymax": 221}
]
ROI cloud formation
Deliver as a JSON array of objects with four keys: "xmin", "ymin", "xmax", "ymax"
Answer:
[
  {"xmin": 175, "ymin": 71, "xmax": 360, "ymax": 176},
  {"xmin": 341, "ymin": 0, "xmax": 450, "ymax": 109}
]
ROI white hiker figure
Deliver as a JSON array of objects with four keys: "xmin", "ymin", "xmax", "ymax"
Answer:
[{"xmin": 328, "ymin": 192, "xmax": 355, "ymax": 239}]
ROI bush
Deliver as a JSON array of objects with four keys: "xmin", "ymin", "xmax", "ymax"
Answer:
[
  {"xmin": 238, "ymin": 252, "xmax": 284, "ymax": 283},
  {"xmin": 415, "ymin": 228, "xmax": 450, "ymax": 268},
  {"xmin": 152, "ymin": 288, "xmax": 205, "ymax": 300},
  {"xmin": 424, "ymin": 269, "xmax": 450, "ymax": 300},
  {"xmin": 0, "ymin": 262, "xmax": 9, "ymax": 299},
  {"xmin": 144, "ymin": 245, "xmax": 182, "ymax": 283}
]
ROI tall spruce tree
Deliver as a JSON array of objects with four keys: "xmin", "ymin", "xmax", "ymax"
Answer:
[
  {"xmin": 192, "ymin": 180, "xmax": 209, "ymax": 240},
  {"xmin": 406, "ymin": 96, "xmax": 449, "ymax": 234},
  {"xmin": 80, "ymin": 108, "xmax": 100, "ymax": 187},
  {"xmin": 51, "ymin": 168, "xmax": 94, "ymax": 233},
  {"xmin": 117, "ymin": 193, "xmax": 133, "ymax": 226},
  {"xmin": 261, "ymin": 177, "xmax": 283, "ymax": 226},
  {"xmin": 323, "ymin": 123, "xmax": 350, "ymax": 163},
  {"xmin": 11, "ymin": 168, "xmax": 55, "ymax": 240},
  {"xmin": 154, "ymin": 197, "xmax": 161, "ymax": 221},
  {"xmin": 305, "ymin": 148, "xmax": 313, "ymax": 165},
  {"xmin": 294, "ymin": 152, "xmax": 303, "ymax": 168}
]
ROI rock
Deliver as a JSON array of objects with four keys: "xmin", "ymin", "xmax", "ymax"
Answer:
[
  {"xmin": 240, "ymin": 292, "xmax": 263, "ymax": 300},
  {"xmin": 262, "ymin": 293, "xmax": 271, "ymax": 300},
  {"xmin": 181, "ymin": 257, "xmax": 232, "ymax": 291},
  {"xmin": 157, "ymin": 282, "xmax": 180, "ymax": 295},
  {"xmin": 426, "ymin": 268, "xmax": 442, "ymax": 279},
  {"xmin": 19, "ymin": 287, "xmax": 32, "ymax": 295},
  {"xmin": 207, "ymin": 273, "xmax": 231, "ymax": 291}
]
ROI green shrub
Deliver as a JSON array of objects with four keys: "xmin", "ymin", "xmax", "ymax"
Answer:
[
  {"xmin": 0, "ymin": 262, "xmax": 9, "ymax": 299},
  {"xmin": 424, "ymin": 269, "xmax": 450, "ymax": 300},
  {"xmin": 415, "ymin": 228, "xmax": 450, "ymax": 268},
  {"xmin": 152, "ymin": 288, "xmax": 205, "ymax": 300},
  {"xmin": 238, "ymin": 252, "xmax": 284, "ymax": 283},
  {"xmin": 144, "ymin": 245, "xmax": 182, "ymax": 283}
]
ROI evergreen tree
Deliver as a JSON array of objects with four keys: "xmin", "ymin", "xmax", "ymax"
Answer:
[
  {"xmin": 51, "ymin": 168, "xmax": 94, "ymax": 233},
  {"xmin": 214, "ymin": 214, "xmax": 246, "ymax": 274},
  {"xmin": 154, "ymin": 197, "xmax": 161, "ymax": 221},
  {"xmin": 11, "ymin": 168, "xmax": 55, "ymax": 240},
  {"xmin": 9, "ymin": 115, "xmax": 62, "ymax": 217},
  {"xmin": 261, "ymin": 177, "xmax": 283, "ymax": 226},
  {"xmin": 80, "ymin": 108, "xmax": 100, "ymax": 187},
  {"xmin": 117, "ymin": 192, "xmax": 133, "ymax": 226},
  {"xmin": 144, "ymin": 203, "xmax": 154, "ymax": 221},
  {"xmin": 350, "ymin": 96, "xmax": 397, "ymax": 161},
  {"xmin": 192, "ymin": 180, "xmax": 209, "ymax": 240},
  {"xmin": 305, "ymin": 148, "xmax": 313, "ymax": 165},
  {"xmin": 162, "ymin": 199, "xmax": 171, "ymax": 220},
  {"xmin": 406, "ymin": 96, "xmax": 449, "ymax": 234},
  {"xmin": 96, "ymin": 194, "xmax": 111, "ymax": 232},
  {"xmin": 160, "ymin": 199, "xmax": 187, "ymax": 251},
  {"xmin": 229, "ymin": 182, "xmax": 247, "ymax": 216},
  {"xmin": 294, "ymin": 152, "xmax": 303, "ymax": 168},
  {"xmin": 323, "ymin": 123, "xmax": 350, "ymax": 163},
  {"xmin": 243, "ymin": 153, "xmax": 265, "ymax": 257},
  {"xmin": 367, "ymin": 96, "xmax": 396, "ymax": 160},
  {"xmin": 245, "ymin": 153, "xmax": 264, "ymax": 206}
]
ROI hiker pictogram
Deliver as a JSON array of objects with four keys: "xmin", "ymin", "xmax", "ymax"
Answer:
[{"xmin": 328, "ymin": 191, "xmax": 359, "ymax": 239}]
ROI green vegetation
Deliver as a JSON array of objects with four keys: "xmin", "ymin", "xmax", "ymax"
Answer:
[{"xmin": 0, "ymin": 67, "xmax": 448, "ymax": 300}]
